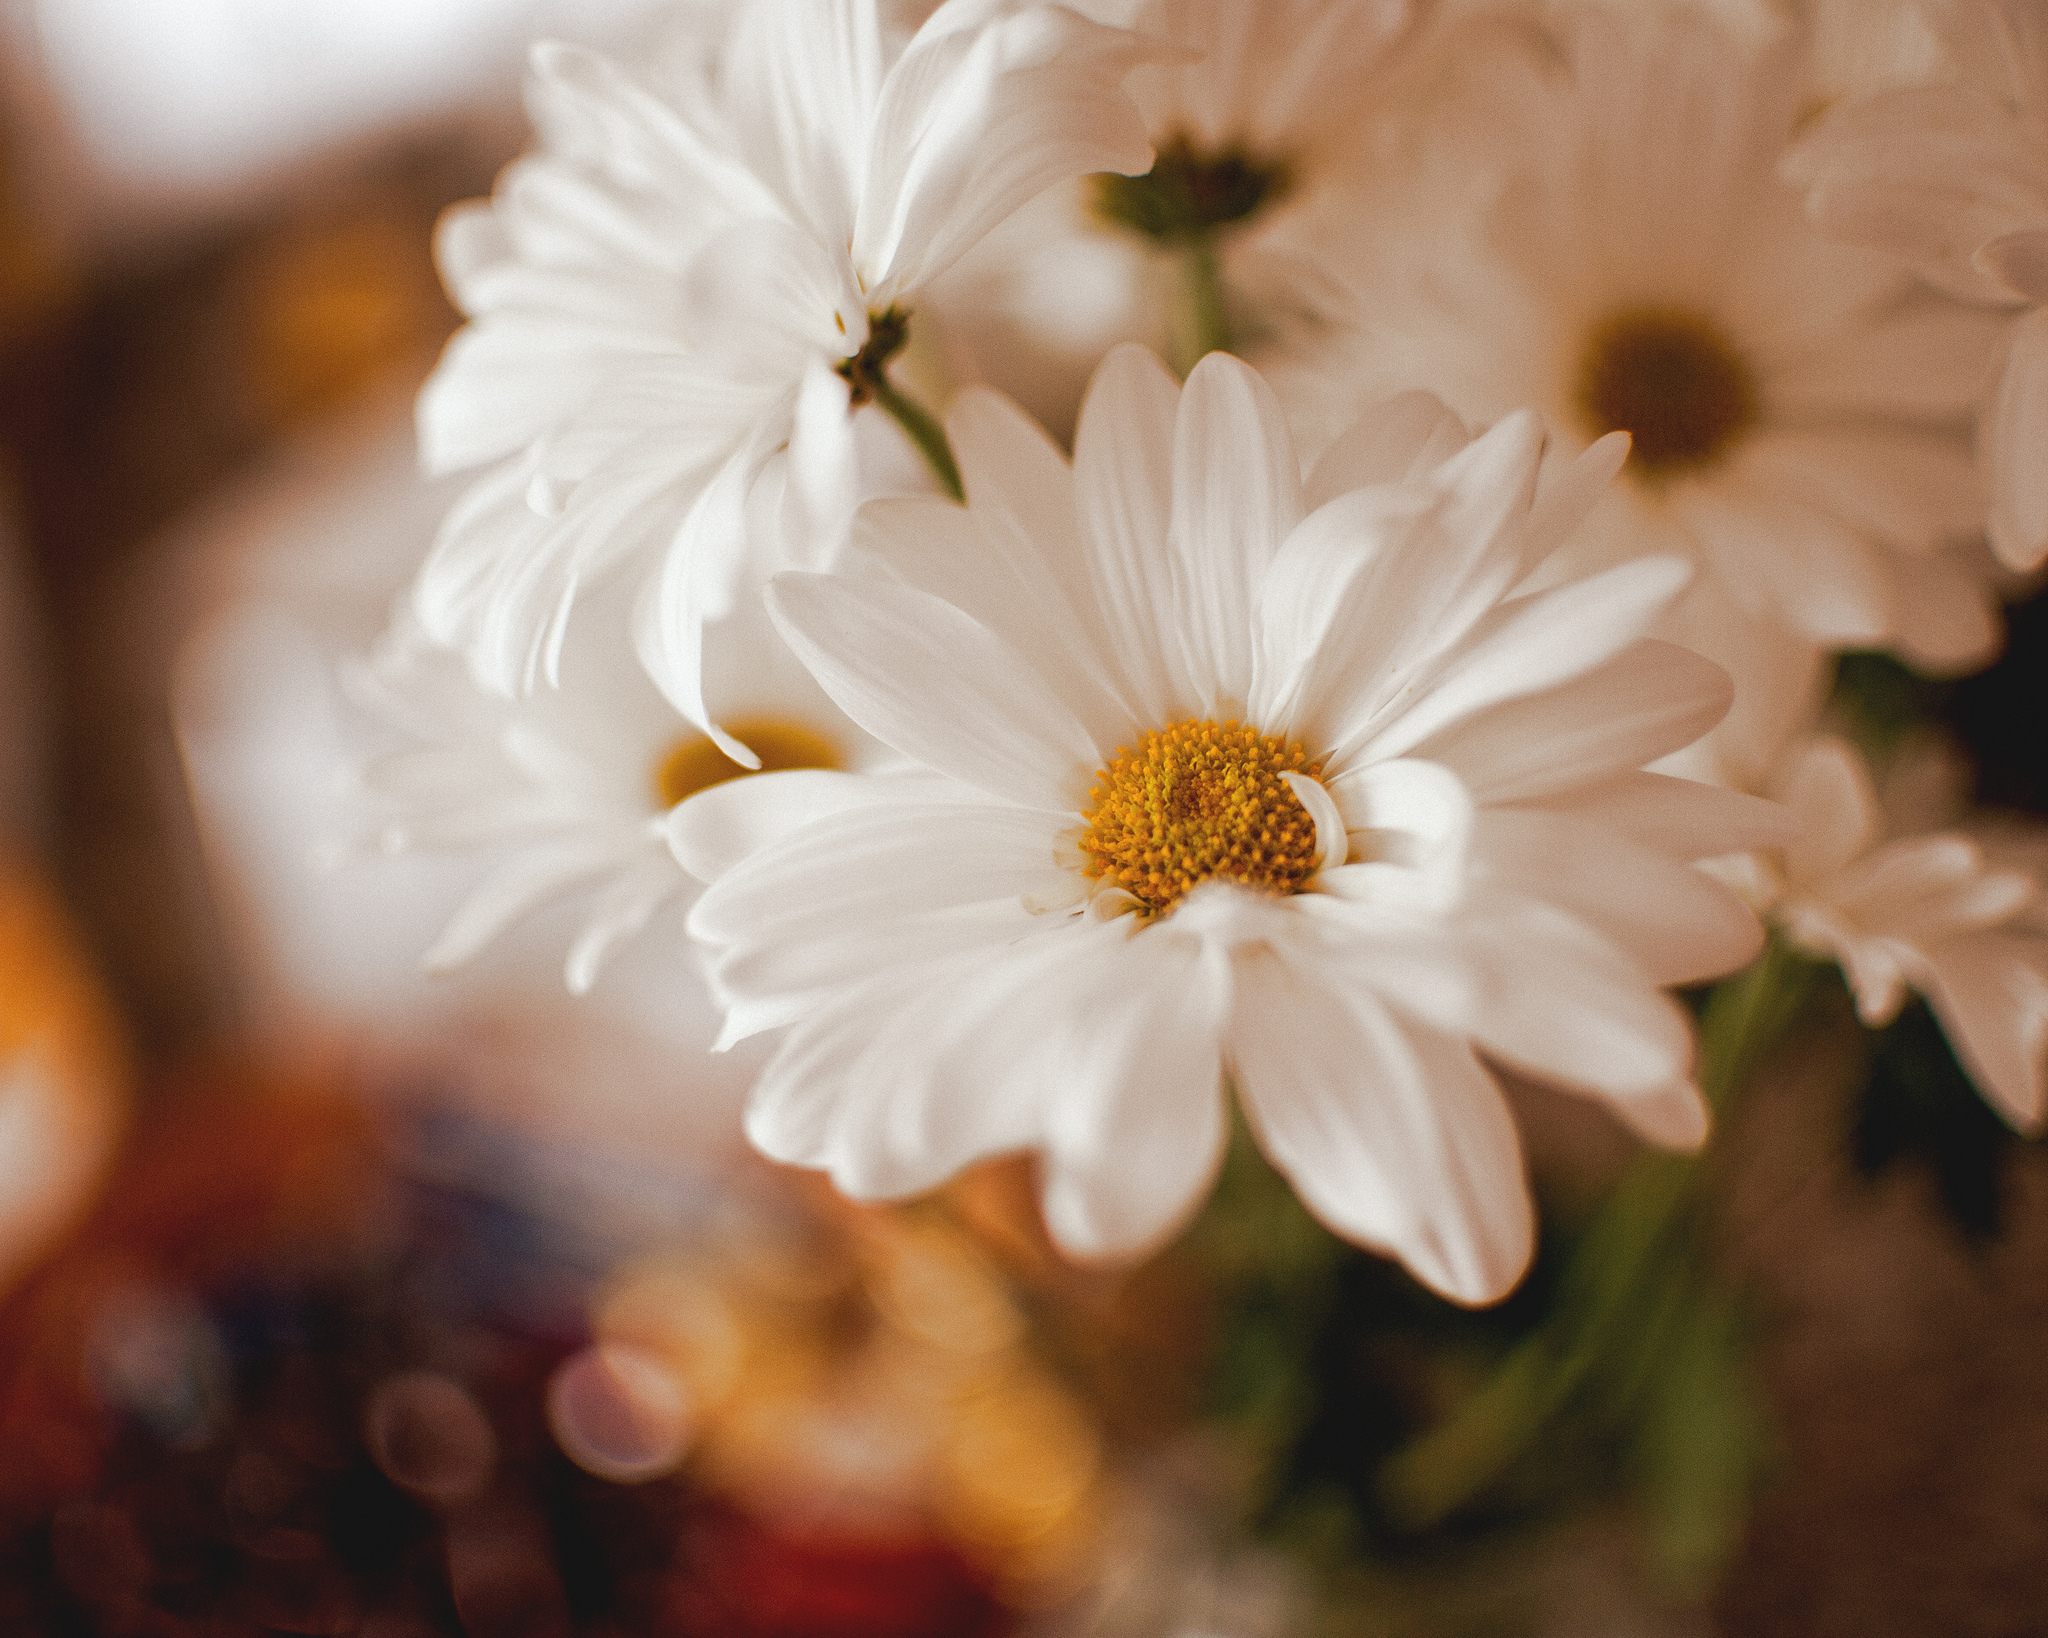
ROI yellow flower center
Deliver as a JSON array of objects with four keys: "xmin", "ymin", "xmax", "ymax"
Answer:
[
  {"xmin": 1079, "ymin": 719, "xmax": 1324, "ymax": 919},
  {"xmin": 655, "ymin": 717, "xmax": 840, "ymax": 808},
  {"xmin": 1575, "ymin": 306, "xmax": 1758, "ymax": 478}
]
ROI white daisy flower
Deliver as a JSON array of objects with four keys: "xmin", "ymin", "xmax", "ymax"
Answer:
[
  {"xmin": 1096, "ymin": 0, "xmax": 1430, "ymax": 220},
  {"xmin": 674, "ymin": 346, "xmax": 1786, "ymax": 1304},
  {"xmin": 353, "ymin": 623, "xmax": 680, "ymax": 998},
  {"xmin": 1787, "ymin": 0, "xmax": 2048, "ymax": 571},
  {"xmin": 1763, "ymin": 733, "xmax": 2048, "ymax": 1134},
  {"xmin": 930, "ymin": 0, "xmax": 1430, "ymax": 397},
  {"xmin": 1275, "ymin": 8, "xmax": 2006, "ymax": 777},
  {"xmin": 353, "ymin": 567, "xmax": 865, "ymax": 996},
  {"xmin": 413, "ymin": 0, "xmax": 1160, "ymax": 761}
]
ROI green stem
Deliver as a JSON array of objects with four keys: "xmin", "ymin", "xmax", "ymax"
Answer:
[
  {"xmin": 1377, "ymin": 936, "xmax": 1815, "ymax": 1530},
  {"xmin": 1696, "ymin": 935, "xmax": 1814, "ymax": 1111},
  {"xmin": 1180, "ymin": 237, "xmax": 1233, "ymax": 372},
  {"xmin": 870, "ymin": 369, "xmax": 963, "ymax": 502}
]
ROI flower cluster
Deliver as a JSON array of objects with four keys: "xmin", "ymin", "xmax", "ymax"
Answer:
[{"xmin": 357, "ymin": 0, "xmax": 2048, "ymax": 1304}]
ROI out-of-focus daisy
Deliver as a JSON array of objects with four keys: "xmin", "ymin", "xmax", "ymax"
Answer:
[
  {"xmin": 362, "ymin": 379, "xmax": 924, "ymax": 993},
  {"xmin": 1276, "ymin": 8, "xmax": 2005, "ymax": 781},
  {"xmin": 414, "ymin": 0, "xmax": 1159, "ymax": 761},
  {"xmin": 352, "ymin": 576, "xmax": 866, "ymax": 995},
  {"xmin": 676, "ymin": 347, "xmax": 1785, "ymax": 1304},
  {"xmin": 1788, "ymin": 0, "xmax": 2048, "ymax": 571},
  {"xmin": 929, "ymin": 0, "xmax": 1429, "ymax": 409},
  {"xmin": 1761, "ymin": 734, "xmax": 2048, "ymax": 1133}
]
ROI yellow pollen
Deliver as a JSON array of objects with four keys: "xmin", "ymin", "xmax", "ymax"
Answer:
[
  {"xmin": 655, "ymin": 716, "xmax": 840, "ymax": 808},
  {"xmin": 1575, "ymin": 306, "xmax": 1758, "ymax": 478},
  {"xmin": 1079, "ymin": 718, "xmax": 1324, "ymax": 919}
]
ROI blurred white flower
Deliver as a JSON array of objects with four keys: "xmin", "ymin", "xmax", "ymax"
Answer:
[
  {"xmin": 1765, "ymin": 734, "xmax": 2048, "ymax": 1133},
  {"xmin": 354, "ymin": 545, "xmax": 875, "ymax": 994},
  {"xmin": 413, "ymin": 0, "xmax": 1160, "ymax": 761},
  {"xmin": 676, "ymin": 347, "xmax": 1784, "ymax": 1303},
  {"xmin": 1787, "ymin": 0, "xmax": 2048, "ymax": 571},
  {"xmin": 350, "ymin": 617, "xmax": 701, "ymax": 997},
  {"xmin": 1104, "ymin": 0, "xmax": 1427, "ymax": 174},
  {"xmin": 1276, "ymin": 9, "xmax": 2005, "ymax": 782},
  {"xmin": 930, "ymin": 0, "xmax": 1430, "ymax": 406}
]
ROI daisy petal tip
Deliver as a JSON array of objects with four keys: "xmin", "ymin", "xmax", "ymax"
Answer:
[
  {"xmin": 1487, "ymin": 407, "xmax": 1548, "ymax": 460},
  {"xmin": 524, "ymin": 37, "xmax": 579, "ymax": 81},
  {"xmin": 1038, "ymin": 1163, "xmax": 1194, "ymax": 1266},
  {"xmin": 1618, "ymin": 1080, "xmax": 1711, "ymax": 1152},
  {"xmin": 711, "ymin": 724, "xmax": 764, "ymax": 772},
  {"xmin": 1587, "ymin": 428, "xmax": 1632, "ymax": 476},
  {"xmin": 1281, "ymin": 770, "xmax": 1348, "ymax": 873},
  {"xmin": 1988, "ymin": 509, "xmax": 2048, "ymax": 575},
  {"xmin": 1631, "ymin": 551, "xmax": 1697, "ymax": 606},
  {"xmin": 1409, "ymin": 1212, "xmax": 1536, "ymax": 1310}
]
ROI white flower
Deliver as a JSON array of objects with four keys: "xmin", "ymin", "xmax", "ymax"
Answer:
[
  {"xmin": 1273, "ymin": 9, "xmax": 2005, "ymax": 782},
  {"xmin": 353, "ymin": 567, "xmax": 867, "ymax": 995},
  {"xmin": 413, "ymin": 0, "xmax": 1160, "ymax": 761},
  {"xmin": 675, "ymin": 347, "xmax": 1785, "ymax": 1304},
  {"xmin": 1105, "ymin": 0, "xmax": 1427, "ymax": 168},
  {"xmin": 928, "ymin": 0, "xmax": 1429, "ymax": 399},
  {"xmin": 1763, "ymin": 733, "xmax": 2048, "ymax": 1134},
  {"xmin": 350, "ymin": 615, "xmax": 694, "ymax": 997},
  {"xmin": 1787, "ymin": 0, "xmax": 2048, "ymax": 571}
]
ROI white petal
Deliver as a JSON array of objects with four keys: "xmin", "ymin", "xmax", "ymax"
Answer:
[
  {"xmin": 1528, "ymin": 770, "xmax": 1796, "ymax": 860},
  {"xmin": 525, "ymin": 41, "xmax": 784, "ymax": 226},
  {"xmin": 1734, "ymin": 428, "xmax": 1983, "ymax": 553},
  {"xmin": 1246, "ymin": 483, "xmax": 1426, "ymax": 740},
  {"xmin": 1471, "ymin": 809, "xmax": 1764, "ymax": 986},
  {"xmin": 636, "ymin": 429, "xmax": 783, "ymax": 765},
  {"xmin": 1919, "ymin": 931, "xmax": 2048, "ymax": 1134},
  {"xmin": 1517, "ymin": 433, "xmax": 1634, "ymax": 577},
  {"xmin": 665, "ymin": 767, "xmax": 960, "ymax": 882},
  {"xmin": 1298, "ymin": 889, "xmax": 1706, "ymax": 1129},
  {"xmin": 1976, "ymin": 228, "xmax": 2048, "ymax": 304},
  {"xmin": 725, "ymin": 0, "xmax": 882, "ymax": 249},
  {"xmin": 1321, "ymin": 758, "xmax": 1472, "ymax": 914},
  {"xmin": 1231, "ymin": 939, "xmax": 1533, "ymax": 1306},
  {"xmin": 767, "ymin": 572, "xmax": 1100, "ymax": 808},
  {"xmin": 1170, "ymin": 354, "xmax": 1305, "ymax": 713},
  {"xmin": 563, "ymin": 858, "xmax": 683, "ymax": 995},
  {"xmin": 1767, "ymin": 300, "xmax": 2005, "ymax": 421},
  {"xmin": 1772, "ymin": 736, "xmax": 1880, "ymax": 887},
  {"xmin": 1282, "ymin": 771, "xmax": 1347, "ymax": 874},
  {"xmin": 1073, "ymin": 345, "xmax": 1190, "ymax": 725},
  {"xmin": 1251, "ymin": 418, "xmax": 1549, "ymax": 754},
  {"xmin": 1988, "ymin": 306, "xmax": 2048, "ymax": 570},
  {"xmin": 1301, "ymin": 390, "xmax": 1472, "ymax": 509},
  {"xmin": 857, "ymin": 3, "xmax": 1159, "ymax": 291},
  {"xmin": 680, "ymin": 217, "xmax": 861, "ymax": 367},
  {"xmin": 1413, "ymin": 640, "xmax": 1733, "ymax": 806},
  {"xmin": 744, "ymin": 947, "xmax": 1057, "ymax": 1194},
  {"xmin": 1035, "ymin": 930, "xmax": 1233, "ymax": 1257},
  {"xmin": 423, "ymin": 843, "xmax": 618, "ymax": 972},
  {"xmin": 1790, "ymin": 84, "xmax": 2048, "ymax": 304},
  {"xmin": 1884, "ymin": 548, "xmax": 2003, "ymax": 677},
  {"xmin": 690, "ymin": 798, "xmax": 1067, "ymax": 963},
  {"xmin": 1362, "ymin": 556, "xmax": 1693, "ymax": 764},
  {"xmin": 747, "ymin": 917, "xmax": 1227, "ymax": 1251},
  {"xmin": 1677, "ymin": 483, "xmax": 1892, "ymax": 649},
  {"xmin": 944, "ymin": 387, "xmax": 1133, "ymax": 738}
]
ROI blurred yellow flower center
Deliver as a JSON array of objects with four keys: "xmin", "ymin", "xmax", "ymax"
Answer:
[
  {"xmin": 1080, "ymin": 719, "xmax": 1323, "ymax": 918},
  {"xmin": 1575, "ymin": 307, "xmax": 1758, "ymax": 477},
  {"xmin": 655, "ymin": 718, "xmax": 840, "ymax": 808}
]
